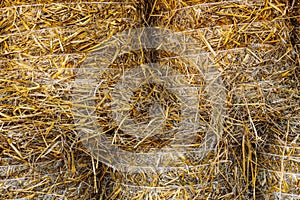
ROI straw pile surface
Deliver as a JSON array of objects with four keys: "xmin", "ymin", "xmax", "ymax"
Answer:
[
  {"xmin": 95, "ymin": 0, "xmax": 298, "ymax": 199},
  {"xmin": 254, "ymin": 1, "xmax": 300, "ymax": 199},
  {"xmin": 149, "ymin": 0, "xmax": 297, "ymax": 199},
  {"xmin": 75, "ymin": 25, "xmax": 233, "ymax": 199},
  {"xmin": 293, "ymin": 1, "xmax": 300, "ymax": 52},
  {"xmin": 0, "ymin": 1, "xmax": 140, "ymax": 199},
  {"xmin": 0, "ymin": 0, "xmax": 299, "ymax": 200}
]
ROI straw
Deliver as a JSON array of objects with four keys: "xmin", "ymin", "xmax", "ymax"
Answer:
[
  {"xmin": 0, "ymin": 1, "xmax": 140, "ymax": 199},
  {"xmin": 150, "ymin": 0, "xmax": 287, "ymax": 30},
  {"xmin": 0, "ymin": 0, "xmax": 298, "ymax": 199},
  {"xmin": 147, "ymin": 0, "xmax": 297, "ymax": 199}
]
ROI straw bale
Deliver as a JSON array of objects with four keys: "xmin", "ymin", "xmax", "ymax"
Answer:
[
  {"xmin": 98, "ymin": 146, "xmax": 240, "ymax": 199},
  {"xmin": 256, "ymin": 143, "xmax": 300, "ymax": 198},
  {"xmin": 0, "ymin": 57, "xmax": 97, "ymax": 199},
  {"xmin": 147, "ymin": 1, "xmax": 297, "ymax": 199},
  {"xmin": 0, "ymin": 0, "xmax": 135, "ymax": 7},
  {"xmin": 295, "ymin": 26, "xmax": 300, "ymax": 46},
  {"xmin": 254, "ymin": 20, "xmax": 300, "ymax": 198},
  {"xmin": 150, "ymin": 1, "xmax": 294, "ymax": 53},
  {"xmin": 80, "ymin": 0, "xmax": 295, "ymax": 197},
  {"xmin": 290, "ymin": 0, "xmax": 299, "ymax": 51},
  {"xmin": 251, "ymin": 1, "xmax": 300, "ymax": 199},
  {"xmin": 70, "ymin": 24, "xmax": 238, "ymax": 198},
  {"xmin": 0, "ymin": 151, "xmax": 97, "ymax": 199},
  {"xmin": 0, "ymin": 0, "xmax": 298, "ymax": 199},
  {"xmin": 98, "ymin": 43, "xmax": 297, "ymax": 199},
  {"xmin": 0, "ymin": 1, "xmax": 139, "ymax": 199},
  {"xmin": 0, "ymin": 2, "xmax": 140, "ymax": 59},
  {"xmin": 151, "ymin": 0, "xmax": 287, "ymax": 31}
]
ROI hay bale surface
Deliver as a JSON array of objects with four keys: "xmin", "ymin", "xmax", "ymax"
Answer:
[
  {"xmin": 0, "ymin": 2, "xmax": 139, "ymax": 58},
  {"xmin": 149, "ymin": 0, "xmax": 298, "ymax": 199},
  {"xmin": 86, "ymin": 0, "xmax": 297, "ymax": 199},
  {"xmin": 0, "ymin": 1, "xmax": 139, "ymax": 199},
  {"xmin": 70, "ymin": 24, "xmax": 234, "ymax": 198},
  {"xmin": 0, "ymin": 0, "xmax": 299, "ymax": 199},
  {"xmin": 253, "ymin": 1, "xmax": 300, "ymax": 199}
]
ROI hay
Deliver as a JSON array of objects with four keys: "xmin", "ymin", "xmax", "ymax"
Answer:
[
  {"xmin": 292, "ymin": 1, "xmax": 300, "ymax": 53},
  {"xmin": 252, "ymin": 1, "xmax": 300, "ymax": 199},
  {"xmin": 257, "ymin": 143, "xmax": 300, "ymax": 198},
  {"xmin": 149, "ymin": 0, "xmax": 297, "ymax": 199},
  {"xmin": 254, "ymin": 11, "xmax": 300, "ymax": 198},
  {"xmin": 0, "ymin": 2, "xmax": 140, "ymax": 58},
  {"xmin": 0, "ymin": 0, "xmax": 135, "ymax": 7},
  {"xmin": 98, "ymin": 156, "xmax": 235, "ymax": 199},
  {"xmin": 70, "ymin": 25, "xmax": 235, "ymax": 199},
  {"xmin": 0, "ymin": 1, "xmax": 139, "ymax": 199},
  {"xmin": 69, "ymin": 0, "xmax": 297, "ymax": 199},
  {"xmin": 150, "ymin": 0, "xmax": 286, "ymax": 30},
  {"xmin": 0, "ymin": 0, "xmax": 298, "ymax": 199}
]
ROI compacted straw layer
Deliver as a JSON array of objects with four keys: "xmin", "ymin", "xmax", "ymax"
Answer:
[
  {"xmin": 0, "ymin": 0, "xmax": 299, "ymax": 199},
  {"xmin": 0, "ymin": 1, "xmax": 140, "ymax": 199},
  {"xmin": 148, "ymin": 0, "xmax": 298, "ymax": 199},
  {"xmin": 87, "ymin": 1, "xmax": 298, "ymax": 199}
]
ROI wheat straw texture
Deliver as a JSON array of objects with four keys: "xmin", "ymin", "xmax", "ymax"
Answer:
[
  {"xmin": 149, "ymin": 0, "xmax": 298, "ymax": 199},
  {"xmin": 0, "ymin": 1, "xmax": 140, "ymax": 199},
  {"xmin": 0, "ymin": 0, "xmax": 299, "ymax": 199}
]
